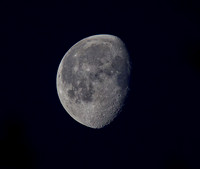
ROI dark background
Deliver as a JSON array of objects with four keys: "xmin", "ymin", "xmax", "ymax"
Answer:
[{"xmin": 1, "ymin": 0, "xmax": 200, "ymax": 169}]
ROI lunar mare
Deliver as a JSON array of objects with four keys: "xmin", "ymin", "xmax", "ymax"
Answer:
[{"xmin": 56, "ymin": 34, "xmax": 131, "ymax": 129}]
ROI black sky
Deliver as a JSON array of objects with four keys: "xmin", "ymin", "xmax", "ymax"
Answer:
[{"xmin": 1, "ymin": 0, "xmax": 200, "ymax": 169}]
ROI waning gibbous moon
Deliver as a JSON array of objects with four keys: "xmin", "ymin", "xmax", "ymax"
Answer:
[{"xmin": 56, "ymin": 34, "xmax": 131, "ymax": 129}]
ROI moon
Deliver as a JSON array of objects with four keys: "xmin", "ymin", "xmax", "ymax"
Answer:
[{"xmin": 56, "ymin": 34, "xmax": 131, "ymax": 129}]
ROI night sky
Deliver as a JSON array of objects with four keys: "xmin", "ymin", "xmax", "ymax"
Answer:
[{"xmin": 1, "ymin": 0, "xmax": 200, "ymax": 169}]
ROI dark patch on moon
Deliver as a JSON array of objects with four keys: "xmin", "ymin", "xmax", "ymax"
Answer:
[
  {"xmin": 89, "ymin": 69, "xmax": 104, "ymax": 82},
  {"xmin": 57, "ymin": 34, "xmax": 131, "ymax": 129},
  {"xmin": 62, "ymin": 54, "xmax": 76, "ymax": 84},
  {"xmin": 66, "ymin": 78, "xmax": 95, "ymax": 103},
  {"xmin": 78, "ymin": 80, "xmax": 95, "ymax": 103},
  {"xmin": 67, "ymin": 89, "xmax": 75, "ymax": 99},
  {"xmin": 80, "ymin": 44, "xmax": 107, "ymax": 66},
  {"xmin": 111, "ymin": 55, "xmax": 130, "ymax": 89}
]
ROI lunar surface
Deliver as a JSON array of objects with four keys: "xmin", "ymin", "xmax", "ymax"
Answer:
[{"xmin": 56, "ymin": 34, "xmax": 131, "ymax": 129}]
